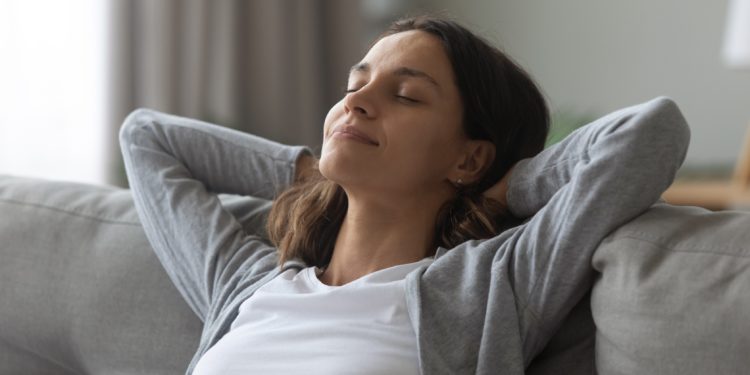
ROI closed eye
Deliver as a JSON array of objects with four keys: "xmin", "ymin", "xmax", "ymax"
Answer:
[
  {"xmin": 395, "ymin": 95, "xmax": 419, "ymax": 103},
  {"xmin": 344, "ymin": 88, "xmax": 420, "ymax": 104}
]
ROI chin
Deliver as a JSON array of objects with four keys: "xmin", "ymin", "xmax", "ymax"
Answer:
[
  {"xmin": 318, "ymin": 153, "xmax": 351, "ymax": 184},
  {"xmin": 318, "ymin": 152, "xmax": 380, "ymax": 191}
]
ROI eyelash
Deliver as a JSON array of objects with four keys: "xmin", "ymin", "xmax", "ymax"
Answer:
[{"xmin": 344, "ymin": 88, "xmax": 419, "ymax": 104}]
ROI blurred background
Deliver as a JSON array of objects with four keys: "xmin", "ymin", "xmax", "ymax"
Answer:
[{"xmin": 1, "ymin": 0, "xmax": 749, "ymax": 194}]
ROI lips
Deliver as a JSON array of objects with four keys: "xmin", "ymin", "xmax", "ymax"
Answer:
[{"xmin": 331, "ymin": 125, "xmax": 379, "ymax": 146}]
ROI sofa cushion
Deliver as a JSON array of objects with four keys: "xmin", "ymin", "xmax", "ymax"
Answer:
[
  {"xmin": 592, "ymin": 202, "xmax": 750, "ymax": 374},
  {"xmin": 0, "ymin": 174, "xmax": 274, "ymax": 374},
  {"xmin": 0, "ymin": 174, "xmax": 202, "ymax": 374}
]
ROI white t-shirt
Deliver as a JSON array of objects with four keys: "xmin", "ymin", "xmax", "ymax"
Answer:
[{"xmin": 192, "ymin": 257, "xmax": 434, "ymax": 374}]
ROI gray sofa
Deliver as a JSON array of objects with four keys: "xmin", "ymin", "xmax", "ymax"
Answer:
[{"xmin": 1, "ymin": 173, "xmax": 749, "ymax": 374}]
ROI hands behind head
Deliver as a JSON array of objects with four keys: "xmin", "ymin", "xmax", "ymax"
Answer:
[{"xmin": 482, "ymin": 163, "xmax": 516, "ymax": 206}]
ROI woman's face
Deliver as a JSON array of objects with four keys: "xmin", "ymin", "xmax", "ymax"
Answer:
[{"xmin": 319, "ymin": 30, "xmax": 469, "ymax": 198}]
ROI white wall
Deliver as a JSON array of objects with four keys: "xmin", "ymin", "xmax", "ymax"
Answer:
[{"xmin": 426, "ymin": 0, "xmax": 750, "ymax": 168}]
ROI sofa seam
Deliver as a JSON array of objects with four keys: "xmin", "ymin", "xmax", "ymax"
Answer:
[
  {"xmin": 0, "ymin": 336, "xmax": 81, "ymax": 375},
  {"xmin": 0, "ymin": 197, "xmax": 140, "ymax": 226},
  {"xmin": 612, "ymin": 233, "xmax": 750, "ymax": 259}
]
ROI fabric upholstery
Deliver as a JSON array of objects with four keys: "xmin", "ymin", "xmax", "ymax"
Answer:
[
  {"xmin": 2, "ymin": 173, "xmax": 748, "ymax": 374},
  {"xmin": 592, "ymin": 202, "xmax": 750, "ymax": 374},
  {"xmin": 0, "ymin": 175, "xmax": 209, "ymax": 374}
]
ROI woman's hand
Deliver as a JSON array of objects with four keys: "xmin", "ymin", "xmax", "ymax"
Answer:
[
  {"xmin": 483, "ymin": 163, "xmax": 516, "ymax": 205},
  {"xmin": 295, "ymin": 153, "xmax": 317, "ymax": 183}
]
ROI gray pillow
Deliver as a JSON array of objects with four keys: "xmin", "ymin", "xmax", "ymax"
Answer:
[
  {"xmin": 0, "ymin": 174, "xmax": 202, "ymax": 374},
  {"xmin": 592, "ymin": 202, "xmax": 750, "ymax": 374},
  {"xmin": 0, "ymin": 174, "xmax": 271, "ymax": 374}
]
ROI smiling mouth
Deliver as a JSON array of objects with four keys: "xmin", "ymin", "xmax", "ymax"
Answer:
[{"xmin": 331, "ymin": 126, "xmax": 379, "ymax": 146}]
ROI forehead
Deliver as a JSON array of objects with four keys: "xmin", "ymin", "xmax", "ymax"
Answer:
[{"xmin": 358, "ymin": 30, "xmax": 454, "ymax": 83}]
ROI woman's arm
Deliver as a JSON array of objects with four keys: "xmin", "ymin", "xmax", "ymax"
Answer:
[
  {"xmin": 494, "ymin": 96, "xmax": 690, "ymax": 358},
  {"xmin": 119, "ymin": 108, "xmax": 313, "ymax": 321}
]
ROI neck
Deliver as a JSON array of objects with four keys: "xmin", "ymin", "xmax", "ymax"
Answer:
[{"xmin": 317, "ymin": 191, "xmax": 445, "ymax": 286}]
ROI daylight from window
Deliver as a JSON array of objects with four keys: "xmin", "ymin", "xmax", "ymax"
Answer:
[{"xmin": 0, "ymin": 0, "xmax": 108, "ymax": 185}]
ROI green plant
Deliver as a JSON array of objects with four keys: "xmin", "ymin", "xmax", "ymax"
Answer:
[{"xmin": 545, "ymin": 109, "xmax": 599, "ymax": 148}]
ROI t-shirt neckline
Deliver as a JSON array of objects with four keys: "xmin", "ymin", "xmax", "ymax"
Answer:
[{"xmin": 306, "ymin": 257, "xmax": 434, "ymax": 290}]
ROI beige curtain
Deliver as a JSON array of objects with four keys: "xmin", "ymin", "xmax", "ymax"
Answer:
[{"xmin": 105, "ymin": 0, "xmax": 372, "ymax": 187}]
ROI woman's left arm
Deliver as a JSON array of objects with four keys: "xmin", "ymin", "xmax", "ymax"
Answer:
[
  {"xmin": 497, "ymin": 96, "xmax": 690, "ymax": 358},
  {"xmin": 119, "ymin": 109, "xmax": 312, "ymax": 320}
]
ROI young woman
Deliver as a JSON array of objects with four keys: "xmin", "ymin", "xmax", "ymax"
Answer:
[{"xmin": 120, "ymin": 15, "xmax": 690, "ymax": 375}]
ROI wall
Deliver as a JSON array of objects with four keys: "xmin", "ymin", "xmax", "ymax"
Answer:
[{"xmin": 425, "ymin": 0, "xmax": 750, "ymax": 168}]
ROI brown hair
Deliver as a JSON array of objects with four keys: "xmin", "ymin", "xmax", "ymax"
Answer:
[{"xmin": 267, "ymin": 15, "xmax": 549, "ymax": 268}]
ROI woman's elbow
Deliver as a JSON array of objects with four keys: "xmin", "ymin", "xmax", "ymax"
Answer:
[
  {"xmin": 650, "ymin": 96, "xmax": 691, "ymax": 152},
  {"xmin": 118, "ymin": 107, "xmax": 160, "ymax": 147}
]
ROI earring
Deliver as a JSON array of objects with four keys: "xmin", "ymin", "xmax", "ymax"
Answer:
[{"xmin": 456, "ymin": 178, "xmax": 463, "ymax": 185}]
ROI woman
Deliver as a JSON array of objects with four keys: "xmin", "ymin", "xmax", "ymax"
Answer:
[{"xmin": 120, "ymin": 15, "xmax": 690, "ymax": 375}]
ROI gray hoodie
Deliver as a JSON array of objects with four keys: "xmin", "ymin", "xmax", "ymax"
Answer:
[{"xmin": 119, "ymin": 96, "xmax": 690, "ymax": 374}]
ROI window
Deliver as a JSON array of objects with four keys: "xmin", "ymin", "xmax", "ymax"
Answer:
[{"xmin": 0, "ymin": 0, "xmax": 108, "ymax": 185}]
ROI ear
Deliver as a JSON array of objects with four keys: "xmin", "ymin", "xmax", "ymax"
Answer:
[{"xmin": 452, "ymin": 140, "xmax": 496, "ymax": 184}]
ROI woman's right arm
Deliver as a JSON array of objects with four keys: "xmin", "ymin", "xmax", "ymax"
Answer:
[
  {"xmin": 495, "ymin": 97, "xmax": 690, "ymax": 361},
  {"xmin": 119, "ymin": 108, "xmax": 313, "ymax": 321}
]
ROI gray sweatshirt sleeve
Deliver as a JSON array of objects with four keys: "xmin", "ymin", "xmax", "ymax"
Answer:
[
  {"xmin": 503, "ymin": 96, "xmax": 690, "ymax": 356},
  {"xmin": 119, "ymin": 108, "xmax": 312, "ymax": 321}
]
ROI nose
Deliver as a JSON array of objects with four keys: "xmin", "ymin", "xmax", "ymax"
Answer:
[{"xmin": 343, "ymin": 87, "xmax": 376, "ymax": 119}]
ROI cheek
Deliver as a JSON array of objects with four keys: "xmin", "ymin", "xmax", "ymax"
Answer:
[
  {"xmin": 319, "ymin": 103, "xmax": 342, "ymax": 161},
  {"xmin": 393, "ymin": 116, "xmax": 459, "ymax": 155},
  {"xmin": 322, "ymin": 100, "xmax": 345, "ymax": 141},
  {"xmin": 318, "ymin": 105, "xmax": 369, "ymax": 181},
  {"xmin": 388, "ymin": 126, "xmax": 458, "ymax": 174}
]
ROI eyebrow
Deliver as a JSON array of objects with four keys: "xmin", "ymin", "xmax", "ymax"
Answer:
[{"xmin": 349, "ymin": 62, "xmax": 441, "ymax": 91}]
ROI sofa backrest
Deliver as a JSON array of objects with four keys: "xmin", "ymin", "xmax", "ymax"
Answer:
[
  {"xmin": 0, "ymin": 175, "xmax": 204, "ymax": 374},
  {"xmin": 0, "ymin": 174, "xmax": 594, "ymax": 374}
]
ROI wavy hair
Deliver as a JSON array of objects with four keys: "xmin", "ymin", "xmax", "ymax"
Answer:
[{"xmin": 267, "ymin": 14, "xmax": 549, "ymax": 268}]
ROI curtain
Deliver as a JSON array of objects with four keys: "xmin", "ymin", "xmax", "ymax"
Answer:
[{"xmin": 105, "ymin": 0, "xmax": 371, "ymax": 187}]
